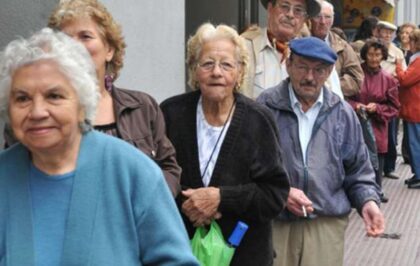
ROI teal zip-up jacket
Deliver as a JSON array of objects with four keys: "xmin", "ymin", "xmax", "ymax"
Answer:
[
  {"xmin": 257, "ymin": 79, "xmax": 381, "ymax": 220},
  {"xmin": 0, "ymin": 131, "xmax": 199, "ymax": 266}
]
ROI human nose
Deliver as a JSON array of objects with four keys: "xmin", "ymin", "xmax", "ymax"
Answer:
[
  {"xmin": 29, "ymin": 98, "xmax": 49, "ymax": 119},
  {"xmin": 304, "ymin": 68, "xmax": 315, "ymax": 80},
  {"xmin": 284, "ymin": 6, "xmax": 295, "ymax": 17},
  {"xmin": 211, "ymin": 62, "xmax": 223, "ymax": 75}
]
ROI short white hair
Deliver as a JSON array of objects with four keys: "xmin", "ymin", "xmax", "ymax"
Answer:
[
  {"xmin": 321, "ymin": 0, "xmax": 334, "ymax": 14},
  {"xmin": 186, "ymin": 23, "xmax": 249, "ymax": 91},
  {"xmin": 0, "ymin": 28, "xmax": 99, "ymax": 132}
]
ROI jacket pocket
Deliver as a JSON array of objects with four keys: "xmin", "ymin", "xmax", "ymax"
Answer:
[{"xmin": 127, "ymin": 135, "xmax": 157, "ymax": 158}]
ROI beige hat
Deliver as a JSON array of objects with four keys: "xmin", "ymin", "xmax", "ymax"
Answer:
[
  {"xmin": 377, "ymin": 20, "xmax": 397, "ymax": 31},
  {"xmin": 260, "ymin": 0, "xmax": 321, "ymax": 18}
]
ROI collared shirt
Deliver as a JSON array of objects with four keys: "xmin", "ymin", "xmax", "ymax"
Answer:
[
  {"xmin": 324, "ymin": 33, "xmax": 344, "ymax": 99},
  {"xmin": 253, "ymin": 28, "xmax": 288, "ymax": 97},
  {"xmin": 289, "ymin": 83, "xmax": 323, "ymax": 164}
]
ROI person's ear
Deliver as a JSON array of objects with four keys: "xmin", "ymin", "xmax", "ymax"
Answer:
[
  {"xmin": 285, "ymin": 57, "xmax": 292, "ymax": 75},
  {"xmin": 105, "ymin": 44, "xmax": 115, "ymax": 63}
]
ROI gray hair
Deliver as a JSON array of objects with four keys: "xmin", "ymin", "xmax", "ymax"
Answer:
[
  {"xmin": 0, "ymin": 28, "xmax": 99, "ymax": 132},
  {"xmin": 186, "ymin": 23, "xmax": 249, "ymax": 92},
  {"xmin": 321, "ymin": 0, "xmax": 334, "ymax": 14}
]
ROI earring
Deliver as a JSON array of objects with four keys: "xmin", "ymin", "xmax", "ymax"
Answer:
[
  {"xmin": 105, "ymin": 74, "xmax": 114, "ymax": 92},
  {"xmin": 105, "ymin": 62, "xmax": 114, "ymax": 92}
]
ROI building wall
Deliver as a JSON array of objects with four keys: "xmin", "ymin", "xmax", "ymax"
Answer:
[
  {"xmin": 0, "ymin": 0, "xmax": 185, "ymax": 147},
  {"xmin": 102, "ymin": 0, "xmax": 185, "ymax": 103},
  {"xmin": 395, "ymin": 0, "xmax": 420, "ymax": 26}
]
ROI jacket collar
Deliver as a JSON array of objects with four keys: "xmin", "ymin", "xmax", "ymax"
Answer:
[
  {"xmin": 328, "ymin": 31, "xmax": 345, "ymax": 53},
  {"xmin": 265, "ymin": 79, "xmax": 341, "ymax": 113},
  {"xmin": 111, "ymin": 86, "xmax": 143, "ymax": 110}
]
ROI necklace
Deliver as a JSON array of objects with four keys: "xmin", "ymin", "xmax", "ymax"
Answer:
[{"xmin": 200, "ymin": 98, "xmax": 236, "ymax": 180}]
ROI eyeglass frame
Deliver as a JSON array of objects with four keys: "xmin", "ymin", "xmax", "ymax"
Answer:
[
  {"xmin": 312, "ymin": 14, "xmax": 334, "ymax": 21},
  {"xmin": 196, "ymin": 59, "xmax": 241, "ymax": 73},
  {"xmin": 272, "ymin": 1, "xmax": 308, "ymax": 19},
  {"xmin": 291, "ymin": 62, "xmax": 331, "ymax": 77}
]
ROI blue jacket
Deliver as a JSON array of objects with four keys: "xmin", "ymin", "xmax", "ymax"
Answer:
[
  {"xmin": 0, "ymin": 131, "xmax": 199, "ymax": 266},
  {"xmin": 257, "ymin": 80, "xmax": 381, "ymax": 220}
]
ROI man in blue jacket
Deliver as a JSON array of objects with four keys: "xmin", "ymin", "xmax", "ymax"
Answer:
[{"xmin": 257, "ymin": 37, "xmax": 385, "ymax": 266}]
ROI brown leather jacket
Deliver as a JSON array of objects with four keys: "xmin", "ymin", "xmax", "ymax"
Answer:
[
  {"xmin": 111, "ymin": 87, "xmax": 181, "ymax": 196},
  {"xmin": 3, "ymin": 87, "xmax": 181, "ymax": 196}
]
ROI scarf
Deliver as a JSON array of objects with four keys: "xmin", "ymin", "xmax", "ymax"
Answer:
[{"xmin": 267, "ymin": 30, "xmax": 289, "ymax": 62}]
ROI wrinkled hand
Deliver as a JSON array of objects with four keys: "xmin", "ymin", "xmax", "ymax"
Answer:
[
  {"xmin": 365, "ymin": 103, "xmax": 377, "ymax": 114},
  {"xmin": 287, "ymin": 187, "xmax": 314, "ymax": 217},
  {"xmin": 356, "ymin": 103, "xmax": 366, "ymax": 112},
  {"xmin": 362, "ymin": 200, "xmax": 385, "ymax": 237},
  {"xmin": 182, "ymin": 187, "xmax": 221, "ymax": 227},
  {"xmin": 356, "ymin": 104, "xmax": 368, "ymax": 118}
]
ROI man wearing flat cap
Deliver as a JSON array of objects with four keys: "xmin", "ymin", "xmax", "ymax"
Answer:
[
  {"xmin": 241, "ymin": 0, "xmax": 321, "ymax": 98},
  {"xmin": 377, "ymin": 20, "xmax": 407, "ymax": 181},
  {"xmin": 257, "ymin": 37, "xmax": 385, "ymax": 266},
  {"xmin": 377, "ymin": 20, "xmax": 407, "ymax": 76}
]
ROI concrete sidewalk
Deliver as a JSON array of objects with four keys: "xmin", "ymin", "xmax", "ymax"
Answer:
[{"xmin": 344, "ymin": 146, "xmax": 420, "ymax": 265}]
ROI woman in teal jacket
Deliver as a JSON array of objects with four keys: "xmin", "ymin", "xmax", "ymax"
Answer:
[{"xmin": 0, "ymin": 28, "xmax": 198, "ymax": 266}]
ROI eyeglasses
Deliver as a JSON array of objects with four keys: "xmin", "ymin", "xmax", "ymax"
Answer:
[
  {"xmin": 197, "ymin": 60, "xmax": 239, "ymax": 72},
  {"xmin": 274, "ymin": 2, "xmax": 307, "ymax": 19},
  {"xmin": 313, "ymin": 14, "xmax": 334, "ymax": 21},
  {"xmin": 294, "ymin": 64, "xmax": 329, "ymax": 77}
]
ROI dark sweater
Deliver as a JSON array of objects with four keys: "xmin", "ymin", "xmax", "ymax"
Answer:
[{"xmin": 161, "ymin": 91, "xmax": 290, "ymax": 266}]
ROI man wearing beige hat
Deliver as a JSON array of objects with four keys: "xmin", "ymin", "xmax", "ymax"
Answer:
[
  {"xmin": 377, "ymin": 20, "xmax": 407, "ymax": 75},
  {"xmin": 241, "ymin": 0, "xmax": 321, "ymax": 98}
]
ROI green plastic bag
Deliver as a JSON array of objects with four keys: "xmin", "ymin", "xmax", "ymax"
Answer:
[{"xmin": 190, "ymin": 221, "xmax": 235, "ymax": 266}]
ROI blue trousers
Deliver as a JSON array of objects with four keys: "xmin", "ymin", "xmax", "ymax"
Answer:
[{"xmin": 406, "ymin": 122, "xmax": 420, "ymax": 179}]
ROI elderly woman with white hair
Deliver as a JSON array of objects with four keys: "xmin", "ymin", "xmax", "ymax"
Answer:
[
  {"xmin": 0, "ymin": 28, "xmax": 198, "ymax": 266},
  {"xmin": 160, "ymin": 23, "xmax": 290, "ymax": 266}
]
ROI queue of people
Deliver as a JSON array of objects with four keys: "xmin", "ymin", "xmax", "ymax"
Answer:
[{"xmin": 0, "ymin": 0, "xmax": 418, "ymax": 265}]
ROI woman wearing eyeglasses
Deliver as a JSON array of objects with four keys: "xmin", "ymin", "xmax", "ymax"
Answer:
[{"xmin": 160, "ymin": 23, "xmax": 290, "ymax": 266}]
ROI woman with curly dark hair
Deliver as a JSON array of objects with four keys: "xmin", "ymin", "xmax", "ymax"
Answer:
[{"xmin": 351, "ymin": 16, "xmax": 379, "ymax": 58}]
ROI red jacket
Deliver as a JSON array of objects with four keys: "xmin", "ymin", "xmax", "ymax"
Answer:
[
  {"xmin": 347, "ymin": 64, "xmax": 400, "ymax": 153},
  {"xmin": 396, "ymin": 56, "xmax": 420, "ymax": 122}
]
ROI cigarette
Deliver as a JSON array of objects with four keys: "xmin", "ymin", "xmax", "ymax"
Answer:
[{"xmin": 302, "ymin": 205, "xmax": 307, "ymax": 217}]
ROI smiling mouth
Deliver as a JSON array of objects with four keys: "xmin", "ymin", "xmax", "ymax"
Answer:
[{"xmin": 26, "ymin": 127, "xmax": 55, "ymax": 135}]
